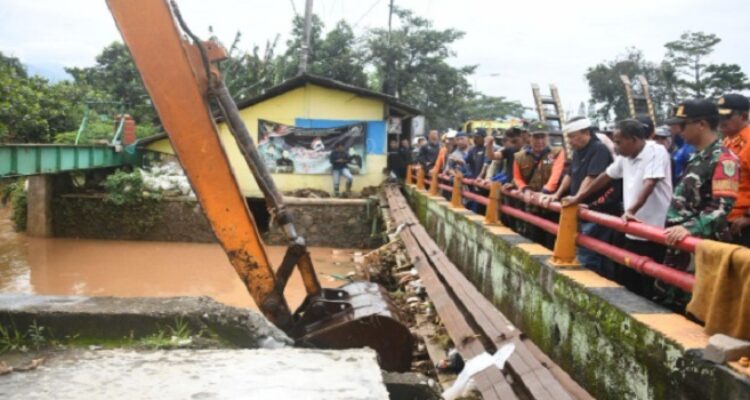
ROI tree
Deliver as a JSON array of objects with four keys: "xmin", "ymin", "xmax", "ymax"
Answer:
[
  {"xmin": 459, "ymin": 94, "xmax": 525, "ymax": 122},
  {"xmin": 65, "ymin": 42, "xmax": 156, "ymax": 124},
  {"xmin": 274, "ymin": 16, "xmax": 368, "ymax": 87},
  {"xmin": 703, "ymin": 63, "xmax": 750, "ymax": 98},
  {"xmin": 585, "ymin": 48, "xmax": 667, "ymax": 122},
  {"xmin": 312, "ymin": 21, "xmax": 368, "ymax": 87},
  {"xmin": 220, "ymin": 31, "xmax": 283, "ymax": 102},
  {"xmin": 367, "ymin": 7, "xmax": 477, "ymax": 129},
  {"xmin": 664, "ymin": 31, "xmax": 721, "ymax": 97},
  {"xmin": 0, "ymin": 52, "xmax": 82, "ymax": 143},
  {"xmin": 276, "ymin": 14, "xmax": 325, "ymax": 80}
]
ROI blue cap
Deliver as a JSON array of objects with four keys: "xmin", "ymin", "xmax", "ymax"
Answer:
[{"xmin": 455, "ymin": 132, "xmax": 468, "ymax": 138}]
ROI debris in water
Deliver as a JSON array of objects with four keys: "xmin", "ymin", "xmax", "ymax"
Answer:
[
  {"xmin": 0, "ymin": 357, "xmax": 46, "ymax": 375},
  {"xmin": 0, "ymin": 362, "xmax": 11, "ymax": 375}
]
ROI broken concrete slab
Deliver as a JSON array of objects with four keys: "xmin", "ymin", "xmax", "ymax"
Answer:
[
  {"xmin": 0, "ymin": 294, "xmax": 291, "ymax": 348},
  {"xmin": 0, "ymin": 348, "xmax": 389, "ymax": 400},
  {"xmin": 704, "ymin": 334, "xmax": 750, "ymax": 364}
]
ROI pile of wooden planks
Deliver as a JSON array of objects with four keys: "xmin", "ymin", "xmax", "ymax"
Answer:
[{"xmin": 384, "ymin": 185, "xmax": 593, "ymax": 400}]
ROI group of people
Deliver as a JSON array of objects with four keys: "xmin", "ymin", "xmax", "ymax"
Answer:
[{"xmin": 390, "ymin": 94, "xmax": 750, "ymax": 301}]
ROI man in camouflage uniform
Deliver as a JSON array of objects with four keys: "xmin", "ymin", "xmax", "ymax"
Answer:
[{"xmin": 664, "ymin": 99, "xmax": 740, "ymax": 271}]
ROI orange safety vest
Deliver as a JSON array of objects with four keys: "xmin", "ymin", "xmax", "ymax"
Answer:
[
  {"xmin": 513, "ymin": 146, "xmax": 565, "ymax": 193},
  {"xmin": 728, "ymin": 125, "xmax": 750, "ymax": 220}
]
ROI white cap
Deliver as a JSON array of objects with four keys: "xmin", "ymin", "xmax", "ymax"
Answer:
[
  {"xmin": 445, "ymin": 130, "xmax": 457, "ymax": 139},
  {"xmin": 562, "ymin": 118, "xmax": 592, "ymax": 134}
]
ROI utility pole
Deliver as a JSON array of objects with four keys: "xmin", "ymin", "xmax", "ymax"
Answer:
[
  {"xmin": 384, "ymin": 0, "xmax": 395, "ymax": 95},
  {"xmin": 298, "ymin": 0, "xmax": 313, "ymax": 75}
]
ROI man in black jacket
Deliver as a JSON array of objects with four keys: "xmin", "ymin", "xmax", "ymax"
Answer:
[
  {"xmin": 330, "ymin": 143, "xmax": 353, "ymax": 196},
  {"xmin": 417, "ymin": 130, "xmax": 441, "ymax": 171}
]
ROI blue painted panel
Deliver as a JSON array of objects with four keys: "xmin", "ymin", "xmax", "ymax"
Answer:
[{"xmin": 294, "ymin": 118, "xmax": 386, "ymax": 155}]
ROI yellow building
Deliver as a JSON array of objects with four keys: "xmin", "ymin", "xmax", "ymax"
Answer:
[{"xmin": 142, "ymin": 74, "xmax": 421, "ymax": 198}]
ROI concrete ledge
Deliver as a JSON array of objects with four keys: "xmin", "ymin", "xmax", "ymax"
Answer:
[
  {"xmin": 0, "ymin": 294, "xmax": 291, "ymax": 348},
  {"xmin": 281, "ymin": 196, "xmax": 372, "ymax": 205},
  {"xmin": 0, "ymin": 348, "xmax": 388, "ymax": 399},
  {"xmin": 405, "ymin": 186, "xmax": 750, "ymax": 400}
]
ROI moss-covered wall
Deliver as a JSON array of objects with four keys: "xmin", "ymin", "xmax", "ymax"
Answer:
[
  {"xmin": 53, "ymin": 195, "xmax": 216, "ymax": 242},
  {"xmin": 405, "ymin": 186, "xmax": 750, "ymax": 400}
]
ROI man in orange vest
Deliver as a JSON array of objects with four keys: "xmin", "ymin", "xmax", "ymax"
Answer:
[{"xmin": 719, "ymin": 94, "xmax": 750, "ymax": 245}]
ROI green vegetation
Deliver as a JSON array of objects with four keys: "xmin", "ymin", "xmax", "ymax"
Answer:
[
  {"xmin": 0, "ymin": 47, "xmax": 158, "ymax": 144},
  {"xmin": 586, "ymin": 31, "xmax": 750, "ymax": 122},
  {"xmin": 103, "ymin": 169, "xmax": 161, "ymax": 206},
  {"xmin": 0, "ymin": 317, "xmax": 220, "ymax": 354},
  {"xmin": 9, "ymin": 179, "xmax": 27, "ymax": 232},
  {"xmin": 136, "ymin": 317, "xmax": 196, "ymax": 350},
  {"xmin": 53, "ymin": 113, "xmax": 159, "ymax": 145},
  {"xmin": 0, "ymin": 320, "xmax": 28, "ymax": 352}
]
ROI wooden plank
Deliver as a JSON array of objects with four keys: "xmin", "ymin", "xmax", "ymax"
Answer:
[
  {"xmin": 385, "ymin": 187, "xmax": 585, "ymax": 400},
  {"xmin": 399, "ymin": 229, "xmax": 516, "ymax": 400},
  {"xmin": 523, "ymin": 338, "xmax": 595, "ymax": 400}
]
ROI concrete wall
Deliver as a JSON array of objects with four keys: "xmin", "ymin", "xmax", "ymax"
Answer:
[
  {"xmin": 264, "ymin": 197, "xmax": 379, "ymax": 249},
  {"xmin": 53, "ymin": 195, "xmax": 216, "ymax": 242},
  {"xmin": 53, "ymin": 194, "xmax": 378, "ymax": 248},
  {"xmin": 404, "ymin": 186, "xmax": 750, "ymax": 400},
  {"xmin": 147, "ymin": 84, "xmax": 389, "ymax": 197}
]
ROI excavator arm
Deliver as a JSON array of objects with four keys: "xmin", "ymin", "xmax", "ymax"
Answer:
[{"xmin": 106, "ymin": 0, "xmax": 411, "ymax": 371}]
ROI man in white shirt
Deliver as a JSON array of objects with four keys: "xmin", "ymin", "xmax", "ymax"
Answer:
[{"xmin": 563, "ymin": 119, "xmax": 672, "ymax": 295}]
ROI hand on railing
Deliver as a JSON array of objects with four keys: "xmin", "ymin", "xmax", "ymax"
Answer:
[
  {"xmin": 664, "ymin": 226, "xmax": 692, "ymax": 246},
  {"xmin": 408, "ymin": 170, "xmax": 697, "ymax": 292}
]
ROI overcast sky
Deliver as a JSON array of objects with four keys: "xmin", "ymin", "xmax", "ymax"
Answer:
[{"xmin": 2, "ymin": 0, "xmax": 749, "ymax": 116}]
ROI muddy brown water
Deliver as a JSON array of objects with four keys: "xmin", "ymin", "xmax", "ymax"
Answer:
[{"xmin": 0, "ymin": 206, "xmax": 359, "ymax": 311}]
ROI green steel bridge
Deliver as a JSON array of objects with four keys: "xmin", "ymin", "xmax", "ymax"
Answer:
[{"xmin": 0, "ymin": 143, "xmax": 143, "ymax": 177}]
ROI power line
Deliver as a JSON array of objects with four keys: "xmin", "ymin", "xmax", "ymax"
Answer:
[
  {"xmin": 353, "ymin": 0, "xmax": 383, "ymax": 28},
  {"xmin": 289, "ymin": 0, "xmax": 299, "ymax": 17}
]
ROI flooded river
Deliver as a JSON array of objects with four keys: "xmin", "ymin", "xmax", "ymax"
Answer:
[{"xmin": 0, "ymin": 206, "xmax": 359, "ymax": 311}]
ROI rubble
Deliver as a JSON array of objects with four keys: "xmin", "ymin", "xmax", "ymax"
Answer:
[
  {"xmin": 351, "ymin": 220, "xmax": 462, "ymax": 391},
  {"xmin": 283, "ymin": 188, "xmax": 331, "ymax": 198},
  {"xmin": 140, "ymin": 161, "xmax": 195, "ymax": 198}
]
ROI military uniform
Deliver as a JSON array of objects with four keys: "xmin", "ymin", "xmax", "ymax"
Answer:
[{"xmin": 665, "ymin": 139, "xmax": 739, "ymax": 270}]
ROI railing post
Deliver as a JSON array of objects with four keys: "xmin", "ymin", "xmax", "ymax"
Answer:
[
  {"xmin": 484, "ymin": 181, "xmax": 503, "ymax": 225},
  {"xmin": 550, "ymin": 204, "xmax": 580, "ymax": 267},
  {"xmin": 405, "ymin": 164, "xmax": 413, "ymax": 185},
  {"xmin": 416, "ymin": 167, "xmax": 426, "ymax": 190},
  {"xmin": 451, "ymin": 172, "xmax": 463, "ymax": 208},
  {"xmin": 429, "ymin": 170, "xmax": 439, "ymax": 196}
]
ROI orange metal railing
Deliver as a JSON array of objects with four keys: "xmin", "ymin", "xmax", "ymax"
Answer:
[{"xmin": 406, "ymin": 165, "xmax": 697, "ymax": 293}]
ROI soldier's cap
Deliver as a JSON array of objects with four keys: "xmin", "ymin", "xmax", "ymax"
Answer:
[
  {"xmin": 635, "ymin": 114, "xmax": 655, "ymax": 135},
  {"xmin": 528, "ymin": 121, "xmax": 550, "ymax": 135},
  {"xmin": 472, "ymin": 129, "xmax": 487, "ymax": 137},
  {"xmin": 672, "ymin": 99, "xmax": 719, "ymax": 121},
  {"xmin": 717, "ymin": 93, "xmax": 750, "ymax": 115},
  {"xmin": 664, "ymin": 105, "xmax": 683, "ymax": 125},
  {"xmin": 654, "ymin": 126, "xmax": 671, "ymax": 138}
]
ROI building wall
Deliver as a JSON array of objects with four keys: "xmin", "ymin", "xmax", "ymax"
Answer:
[{"xmin": 146, "ymin": 84, "xmax": 389, "ymax": 198}]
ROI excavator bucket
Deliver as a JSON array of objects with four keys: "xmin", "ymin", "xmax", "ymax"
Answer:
[{"xmin": 291, "ymin": 282, "xmax": 414, "ymax": 372}]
